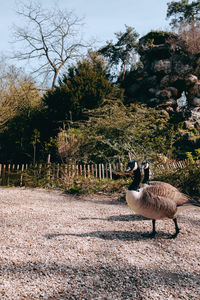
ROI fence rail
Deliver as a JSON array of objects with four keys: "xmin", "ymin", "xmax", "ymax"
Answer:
[
  {"xmin": 0, "ymin": 160, "xmax": 198, "ymax": 187},
  {"xmin": 0, "ymin": 162, "xmax": 125, "ymax": 187}
]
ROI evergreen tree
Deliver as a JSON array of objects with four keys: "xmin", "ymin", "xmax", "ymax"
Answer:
[
  {"xmin": 43, "ymin": 53, "xmax": 114, "ymax": 125},
  {"xmin": 98, "ymin": 25, "xmax": 139, "ymax": 80},
  {"xmin": 167, "ymin": 0, "xmax": 200, "ymax": 28}
]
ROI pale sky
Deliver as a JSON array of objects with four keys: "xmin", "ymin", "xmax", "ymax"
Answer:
[{"xmin": 1, "ymin": 0, "xmax": 170, "ymax": 55}]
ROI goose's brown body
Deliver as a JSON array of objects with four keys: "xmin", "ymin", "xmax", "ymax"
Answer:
[
  {"xmin": 125, "ymin": 160, "xmax": 199, "ymax": 238},
  {"xmin": 126, "ymin": 182, "xmax": 191, "ymax": 220}
]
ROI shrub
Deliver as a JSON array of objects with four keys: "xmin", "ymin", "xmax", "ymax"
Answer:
[{"xmin": 152, "ymin": 161, "xmax": 200, "ymax": 197}]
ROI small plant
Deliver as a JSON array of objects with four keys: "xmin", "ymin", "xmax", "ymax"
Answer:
[
  {"xmin": 186, "ymin": 148, "xmax": 200, "ymax": 162},
  {"xmin": 64, "ymin": 177, "xmax": 130, "ymax": 196}
]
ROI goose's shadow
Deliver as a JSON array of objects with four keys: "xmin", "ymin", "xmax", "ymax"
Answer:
[
  {"xmin": 45, "ymin": 229, "xmax": 171, "ymax": 241},
  {"xmin": 44, "ymin": 214, "xmax": 155, "ymax": 241},
  {"xmin": 80, "ymin": 214, "xmax": 148, "ymax": 222}
]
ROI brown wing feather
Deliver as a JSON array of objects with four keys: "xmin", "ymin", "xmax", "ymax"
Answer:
[
  {"xmin": 146, "ymin": 181, "xmax": 191, "ymax": 206},
  {"xmin": 140, "ymin": 188, "xmax": 177, "ymax": 218}
]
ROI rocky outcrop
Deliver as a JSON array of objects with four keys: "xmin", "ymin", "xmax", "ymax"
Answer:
[{"xmin": 125, "ymin": 31, "xmax": 200, "ymax": 116}]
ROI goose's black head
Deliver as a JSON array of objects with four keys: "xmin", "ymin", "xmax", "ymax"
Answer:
[
  {"xmin": 125, "ymin": 160, "xmax": 139, "ymax": 173},
  {"xmin": 141, "ymin": 161, "xmax": 150, "ymax": 184},
  {"xmin": 126, "ymin": 161, "xmax": 141, "ymax": 190},
  {"xmin": 141, "ymin": 161, "xmax": 149, "ymax": 170}
]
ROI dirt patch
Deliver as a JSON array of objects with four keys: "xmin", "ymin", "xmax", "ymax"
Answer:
[{"xmin": 0, "ymin": 187, "xmax": 200, "ymax": 299}]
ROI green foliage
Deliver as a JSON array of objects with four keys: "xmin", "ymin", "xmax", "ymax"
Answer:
[
  {"xmin": 0, "ymin": 62, "xmax": 41, "ymax": 130},
  {"xmin": 98, "ymin": 25, "xmax": 139, "ymax": 78},
  {"xmin": 59, "ymin": 101, "xmax": 176, "ymax": 164},
  {"xmin": 58, "ymin": 128, "xmax": 86, "ymax": 163},
  {"xmin": 31, "ymin": 129, "xmax": 40, "ymax": 146},
  {"xmin": 0, "ymin": 107, "xmax": 51, "ymax": 163},
  {"xmin": 167, "ymin": 0, "xmax": 200, "ymax": 27},
  {"xmin": 43, "ymin": 53, "xmax": 114, "ymax": 123},
  {"xmin": 139, "ymin": 31, "xmax": 177, "ymax": 48},
  {"xmin": 1, "ymin": 160, "xmax": 199, "ymax": 198},
  {"xmin": 31, "ymin": 129, "xmax": 41, "ymax": 164},
  {"xmin": 186, "ymin": 148, "xmax": 200, "ymax": 162},
  {"xmin": 22, "ymin": 166, "xmax": 48, "ymax": 188},
  {"xmin": 64, "ymin": 177, "xmax": 129, "ymax": 195},
  {"xmin": 153, "ymin": 161, "xmax": 200, "ymax": 197},
  {"xmin": 16, "ymin": 164, "xmax": 129, "ymax": 195}
]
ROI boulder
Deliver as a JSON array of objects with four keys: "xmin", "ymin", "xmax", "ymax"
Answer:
[
  {"xmin": 166, "ymin": 87, "xmax": 178, "ymax": 97},
  {"xmin": 152, "ymin": 59, "xmax": 171, "ymax": 74},
  {"xmin": 191, "ymin": 97, "xmax": 200, "ymax": 107},
  {"xmin": 156, "ymin": 89, "xmax": 172, "ymax": 100},
  {"xmin": 185, "ymin": 74, "xmax": 198, "ymax": 87},
  {"xmin": 160, "ymin": 75, "xmax": 170, "ymax": 88},
  {"xmin": 186, "ymin": 107, "xmax": 200, "ymax": 131},
  {"xmin": 164, "ymin": 99, "xmax": 177, "ymax": 106},
  {"xmin": 149, "ymin": 98, "xmax": 161, "ymax": 106}
]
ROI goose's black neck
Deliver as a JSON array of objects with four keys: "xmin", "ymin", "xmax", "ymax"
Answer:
[
  {"xmin": 142, "ymin": 167, "xmax": 149, "ymax": 184},
  {"xmin": 128, "ymin": 167, "xmax": 141, "ymax": 190}
]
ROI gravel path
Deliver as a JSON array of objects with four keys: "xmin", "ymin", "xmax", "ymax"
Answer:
[{"xmin": 0, "ymin": 187, "xmax": 200, "ymax": 299}]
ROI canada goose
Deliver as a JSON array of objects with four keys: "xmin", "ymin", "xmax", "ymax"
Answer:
[
  {"xmin": 141, "ymin": 161, "xmax": 176, "ymax": 189},
  {"xmin": 125, "ymin": 160, "xmax": 200, "ymax": 238}
]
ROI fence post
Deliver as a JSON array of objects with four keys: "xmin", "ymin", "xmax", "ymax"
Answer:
[
  {"xmin": 7, "ymin": 164, "xmax": 11, "ymax": 186},
  {"xmin": 102, "ymin": 164, "xmax": 105, "ymax": 179},
  {"xmin": 95, "ymin": 164, "xmax": 98, "ymax": 178},
  {"xmin": 91, "ymin": 164, "xmax": 94, "ymax": 177},
  {"xmin": 2, "ymin": 165, "xmax": 6, "ymax": 185},
  {"xmin": 109, "ymin": 163, "xmax": 112, "ymax": 180},
  {"xmin": 20, "ymin": 164, "xmax": 24, "ymax": 186},
  {"xmin": 99, "ymin": 164, "xmax": 102, "ymax": 180},
  {"xmin": 87, "ymin": 165, "xmax": 90, "ymax": 178},
  {"xmin": 47, "ymin": 154, "xmax": 51, "ymax": 183},
  {"xmin": 83, "ymin": 165, "xmax": 86, "ymax": 178},
  {"xmin": 56, "ymin": 164, "xmax": 60, "ymax": 179},
  {"xmin": 80, "ymin": 165, "xmax": 83, "ymax": 176},
  {"xmin": 105, "ymin": 164, "xmax": 108, "ymax": 178},
  {"xmin": 72, "ymin": 165, "xmax": 75, "ymax": 178}
]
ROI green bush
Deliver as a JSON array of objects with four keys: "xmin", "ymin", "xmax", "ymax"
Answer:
[{"xmin": 152, "ymin": 161, "xmax": 200, "ymax": 197}]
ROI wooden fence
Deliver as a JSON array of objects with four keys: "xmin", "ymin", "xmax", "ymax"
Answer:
[
  {"xmin": 0, "ymin": 160, "xmax": 198, "ymax": 187},
  {"xmin": 0, "ymin": 162, "xmax": 125, "ymax": 187}
]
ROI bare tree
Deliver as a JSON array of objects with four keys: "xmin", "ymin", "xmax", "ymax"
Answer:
[
  {"xmin": 178, "ymin": 21, "xmax": 200, "ymax": 54},
  {"xmin": 12, "ymin": 1, "xmax": 87, "ymax": 88}
]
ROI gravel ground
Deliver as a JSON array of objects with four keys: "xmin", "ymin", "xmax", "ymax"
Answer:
[{"xmin": 0, "ymin": 187, "xmax": 200, "ymax": 300}]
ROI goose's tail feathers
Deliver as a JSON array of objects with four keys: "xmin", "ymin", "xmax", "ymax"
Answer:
[{"xmin": 182, "ymin": 198, "xmax": 200, "ymax": 208}]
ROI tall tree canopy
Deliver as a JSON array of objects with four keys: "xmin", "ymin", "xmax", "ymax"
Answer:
[
  {"xmin": 167, "ymin": 0, "xmax": 200, "ymax": 27},
  {"xmin": 43, "ymin": 53, "xmax": 114, "ymax": 126},
  {"xmin": 98, "ymin": 25, "xmax": 139, "ymax": 80}
]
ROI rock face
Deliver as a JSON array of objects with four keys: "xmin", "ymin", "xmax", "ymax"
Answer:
[{"xmin": 125, "ymin": 31, "xmax": 200, "ymax": 116}]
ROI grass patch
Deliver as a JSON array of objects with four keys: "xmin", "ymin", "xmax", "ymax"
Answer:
[{"xmin": 64, "ymin": 177, "xmax": 130, "ymax": 195}]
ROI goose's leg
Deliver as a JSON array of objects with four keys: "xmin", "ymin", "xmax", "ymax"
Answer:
[
  {"xmin": 142, "ymin": 219, "xmax": 156, "ymax": 238},
  {"xmin": 169, "ymin": 218, "xmax": 180, "ymax": 239}
]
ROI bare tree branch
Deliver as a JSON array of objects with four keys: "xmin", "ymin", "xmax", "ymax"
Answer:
[{"xmin": 11, "ymin": 0, "xmax": 88, "ymax": 88}]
